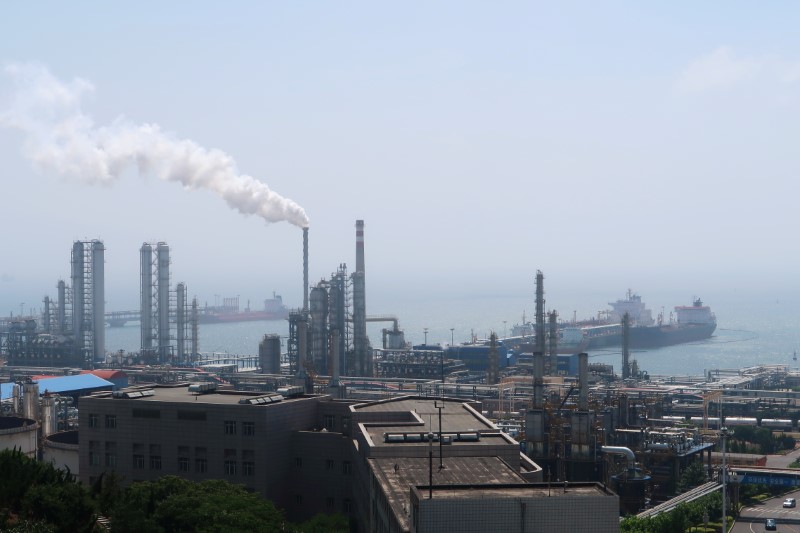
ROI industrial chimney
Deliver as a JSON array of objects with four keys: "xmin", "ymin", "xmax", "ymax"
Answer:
[
  {"xmin": 303, "ymin": 227, "xmax": 309, "ymax": 313},
  {"xmin": 355, "ymin": 220, "xmax": 365, "ymax": 274}
]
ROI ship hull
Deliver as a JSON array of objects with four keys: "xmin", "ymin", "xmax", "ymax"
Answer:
[
  {"xmin": 585, "ymin": 322, "xmax": 716, "ymax": 350},
  {"xmin": 197, "ymin": 310, "xmax": 289, "ymax": 324}
]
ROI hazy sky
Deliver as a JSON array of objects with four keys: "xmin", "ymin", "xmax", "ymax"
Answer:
[{"xmin": 1, "ymin": 2, "xmax": 799, "ymax": 317}]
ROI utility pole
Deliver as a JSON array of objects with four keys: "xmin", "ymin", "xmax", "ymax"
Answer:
[
  {"xmin": 721, "ymin": 427, "xmax": 729, "ymax": 532},
  {"xmin": 435, "ymin": 400, "xmax": 445, "ymax": 470}
]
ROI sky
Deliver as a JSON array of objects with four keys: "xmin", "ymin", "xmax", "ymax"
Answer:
[{"xmin": 1, "ymin": 2, "xmax": 799, "ymax": 319}]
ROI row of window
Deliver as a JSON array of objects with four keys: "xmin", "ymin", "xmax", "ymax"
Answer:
[
  {"xmin": 91, "ymin": 452, "xmax": 256, "ymax": 476},
  {"xmin": 87, "ymin": 414, "xmax": 256, "ymax": 436},
  {"xmin": 293, "ymin": 495, "xmax": 351, "ymax": 513},
  {"xmin": 295, "ymin": 457, "xmax": 351, "ymax": 475}
]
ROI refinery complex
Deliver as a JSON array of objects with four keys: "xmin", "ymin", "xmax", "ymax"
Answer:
[{"xmin": 1, "ymin": 220, "xmax": 799, "ymax": 532}]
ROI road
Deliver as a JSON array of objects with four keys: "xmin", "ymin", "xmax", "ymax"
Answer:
[
  {"xmin": 766, "ymin": 447, "xmax": 800, "ymax": 470},
  {"xmin": 732, "ymin": 489, "xmax": 800, "ymax": 533}
]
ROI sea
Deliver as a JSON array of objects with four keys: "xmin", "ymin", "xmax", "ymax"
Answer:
[{"xmin": 103, "ymin": 287, "xmax": 800, "ymax": 378}]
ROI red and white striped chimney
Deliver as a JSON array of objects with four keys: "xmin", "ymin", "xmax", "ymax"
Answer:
[{"xmin": 355, "ymin": 220, "xmax": 365, "ymax": 274}]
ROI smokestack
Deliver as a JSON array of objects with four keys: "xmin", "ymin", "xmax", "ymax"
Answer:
[
  {"xmin": 303, "ymin": 227, "xmax": 309, "ymax": 312},
  {"xmin": 579, "ymin": 352, "xmax": 588, "ymax": 410},
  {"xmin": 355, "ymin": 220, "xmax": 365, "ymax": 274}
]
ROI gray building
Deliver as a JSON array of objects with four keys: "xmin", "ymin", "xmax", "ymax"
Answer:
[{"xmin": 79, "ymin": 387, "xmax": 619, "ymax": 532}]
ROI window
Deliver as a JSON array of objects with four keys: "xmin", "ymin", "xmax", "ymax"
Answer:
[
  {"xmin": 224, "ymin": 460, "xmax": 237, "ymax": 476},
  {"xmin": 343, "ymin": 499, "xmax": 352, "ymax": 513},
  {"xmin": 224, "ymin": 420, "xmax": 236, "ymax": 435},
  {"xmin": 326, "ymin": 459, "xmax": 335, "ymax": 470},
  {"xmin": 178, "ymin": 457, "xmax": 189, "ymax": 472},
  {"xmin": 326, "ymin": 497, "xmax": 335, "ymax": 509},
  {"xmin": 88, "ymin": 414, "xmax": 98, "ymax": 428},
  {"xmin": 195, "ymin": 458, "xmax": 207, "ymax": 473},
  {"xmin": 294, "ymin": 457, "xmax": 302, "ymax": 468},
  {"xmin": 323, "ymin": 414, "xmax": 335, "ymax": 431},
  {"xmin": 342, "ymin": 416, "xmax": 351, "ymax": 433},
  {"xmin": 149, "ymin": 444, "xmax": 161, "ymax": 470},
  {"xmin": 105, "ymin": 415, "xmax": 117, "ymax": 429},
  {"xmin": 242, "ymin": 461, "xmax": 255, "ymax": 476},
  {"xmin": 178, "ymin": 410, "xmax": 207, "ymax": 421},
  {"xmin": 133, "ymin": 408, "xmax": 160, "ymax": 419},
  {"xmin": 294, "ymin": 495, "xmax": 302, "ymax": 505},
  {"xmin": 242, "ymin": 421, "xmax": 255, "ymax": 436},
  {"xmin": 342, "ymin": 461, "xmax": 352, "ymax": 475},
  {"xmin": 89, "ymin": 452, "xmax": 101, "ymax": 466},
  {"xmin": 132, "ymin": 454, "xmax": 144, "ymax": 469},
  {"xmin": 105, "ymin": 442, "xmax": 117, "ymax": 467}
]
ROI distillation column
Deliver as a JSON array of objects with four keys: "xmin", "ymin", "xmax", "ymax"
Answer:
[
  {"xmin": 91, "ymin": 240, "xmax": 105, "ymax": 362},
  {"xmin": 548, "ymin": 310, "xmax": 558, "ymax": 375},
  {"xmin": 140, "ymin": 243, "xmax": 154, "ymax": 353},
  {"xmin": 535, "ymin": 271, "xmax": 546, "ymax": 356},
  {"xmin": 176, "ymin": 282, "xmax": 186, "ymax": 361},
  {"xmin": 156, "ymin": 243, "xmax": 171, "ymax": 362},
  {"xmin": 71, "ymin": 241, "xmax": 85, "ymax": 358}
]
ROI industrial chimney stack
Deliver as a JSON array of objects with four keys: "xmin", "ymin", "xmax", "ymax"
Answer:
[
  {"xmin": 303, "ymin": 227, "xmax": 309, "ymax": 313},
  {"xmin": 356, "ymin": 220, "xmax": 365, "ymax": 274}
]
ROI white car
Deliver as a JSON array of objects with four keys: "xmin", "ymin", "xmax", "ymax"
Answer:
[{"xmin": 783, "ymin": 498, "xmax": 796, "ymax": 508}]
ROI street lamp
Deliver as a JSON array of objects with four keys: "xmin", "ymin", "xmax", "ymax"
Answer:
[{"xmin": 434, "ymin": 400, "xmax": 445, "ymax": 470}]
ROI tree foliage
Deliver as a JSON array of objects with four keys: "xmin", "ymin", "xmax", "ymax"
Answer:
[
  {"xmin": 621, "ymin": 492, "xmax": 722, "ymax": 533},
  {"xmin": 676, "ymin": 460, "xmax": 707, "ymax": 494},
  {"xmin": 110, "ymin": 476, "xmax": 290, "ymax": 533}
]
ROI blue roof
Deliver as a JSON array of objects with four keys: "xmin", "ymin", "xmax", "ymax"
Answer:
[
  {"xmin": 36, "ymin": 374, "xmax": 113, "ymax": 394},
  {"xmin": 0, "ymin": 374, "xmax": 113, "ymax": 399},
  {"xmin": 0, "ymin": 383, "xmax": 13, "ymax": 401}
]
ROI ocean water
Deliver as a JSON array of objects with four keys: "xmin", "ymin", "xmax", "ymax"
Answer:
[{"xmin": 104, "ymin": 288, "xmax": 800, "ymax": 377}]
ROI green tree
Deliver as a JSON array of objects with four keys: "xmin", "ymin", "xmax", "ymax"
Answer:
[
  {"xmin": 111, "ymin": 476, "xmax": 289, "ymax": 533},
  {"xmin": 676, "ymin": 461, "xmax": 707, "ymax": 494},
  {"xmin": 295, "ymin": 513, "xmax": 349, "ymax": 533}
]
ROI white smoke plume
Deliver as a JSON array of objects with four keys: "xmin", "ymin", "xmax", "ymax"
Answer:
[{"xmin": 0, "ymin": 63, "xmax": 310, "ymax": 228}]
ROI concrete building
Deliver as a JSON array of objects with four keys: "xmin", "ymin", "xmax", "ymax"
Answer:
[{"xmin": 78, "ymin": 386, "xmax": 618, "ymax": 532}]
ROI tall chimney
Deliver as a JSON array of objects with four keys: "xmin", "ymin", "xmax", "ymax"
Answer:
[
  {"xmin": 303, "ymin": 227, "xmax": 309, "ymax": 312},
  {"xmin": 355, "ymin": 220, "xmax": 365, "ymax": 274}
]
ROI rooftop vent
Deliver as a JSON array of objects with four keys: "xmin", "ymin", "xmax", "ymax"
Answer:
[{"xmin": 112, "ymin": 389, "xmax": 155, "ymax": 399}]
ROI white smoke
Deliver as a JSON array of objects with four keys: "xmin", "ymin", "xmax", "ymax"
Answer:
[{"xmin": 0, "ymin": 63, "xmax": 310, "ymax": 228}]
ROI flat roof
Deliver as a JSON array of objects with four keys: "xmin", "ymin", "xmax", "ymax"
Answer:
[
  {"xmin": 423, "ymin": 482, "xmax": 614, "ymax": 500},
  {"xmin": 371, "ymin": 456, "xmax": 526, "ymax": 531},
  {"xmin": 354, "ymin": 396, "xmax": 502, "ymax": 444},
  {"xmin": 89, "ymin": 385, "xmax": 314, "ymax": 406}
]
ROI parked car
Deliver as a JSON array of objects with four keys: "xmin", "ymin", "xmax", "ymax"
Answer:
[{"xmin": 784, "ymin": 498, "xmax": 796, "ymax": 508}]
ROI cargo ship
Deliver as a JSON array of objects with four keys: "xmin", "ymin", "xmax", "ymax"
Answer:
[
  {"xmin": 584, "ymin": 292, "xmax": 717, "ymax": 350},
  {"xmin": 198, "ymin": 294, "xmax": 289, "ymax": 324}
]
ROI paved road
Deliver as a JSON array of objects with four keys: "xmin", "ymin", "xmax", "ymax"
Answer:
[
  {"xmin": 732, "ymin": 489, "xmax": 800, "ymax": 533},
  {"xmin": 766, "ymin": 447, "xmax": 800, "ymax": 469}
]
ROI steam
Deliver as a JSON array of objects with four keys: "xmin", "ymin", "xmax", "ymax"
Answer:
[{"xmin": 0, "ymin": 63, "xmax": 309, "ymax": 228}]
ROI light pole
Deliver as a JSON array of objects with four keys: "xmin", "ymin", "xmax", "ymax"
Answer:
[
  {"xmin": 503, "ymin": 320, "xmax": 507, "ymax": 339},
  {"xmin": 450, "ymin": 328, "xmax": 454, "ymax": 346},
  {"xmin": 434, "ymin": 400, "xmax": 445, "ymax": 469}
]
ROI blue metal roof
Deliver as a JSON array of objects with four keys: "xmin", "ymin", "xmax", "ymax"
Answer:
[
  {"xmin": 0, "ymin": 375, "xmax": 113, "ymax": 400},
  {"xmin": 36, "ymin": 374, "xmax": 113, "ymax": 394},
  {"xmin": 0, "ymin": 383, "xmax": 13, "ymax": 401}
]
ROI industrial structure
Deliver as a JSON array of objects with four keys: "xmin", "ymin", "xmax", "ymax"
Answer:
[
  {"xmin": 139, "ymin": 242, "xmax": 196, "ymax": 363},
  {"xmin": 1, "ymin": 240, "xmax": 105, "ymax": 369},
  {"xmin": 287, "ymin": 221, "xmax": 373, "ymax": 383}
]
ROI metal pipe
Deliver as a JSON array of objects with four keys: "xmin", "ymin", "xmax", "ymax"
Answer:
[
  {"xmin": 579, "ymin": 352, "xmax": 588, "ymax": 410},
  {"xmin": 533, "ymin": 351, "xmax": 544, "ymax": 409},
  {"xmin": 601, "ymin": 446, "xmax": 637, "ymax": 476}
]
